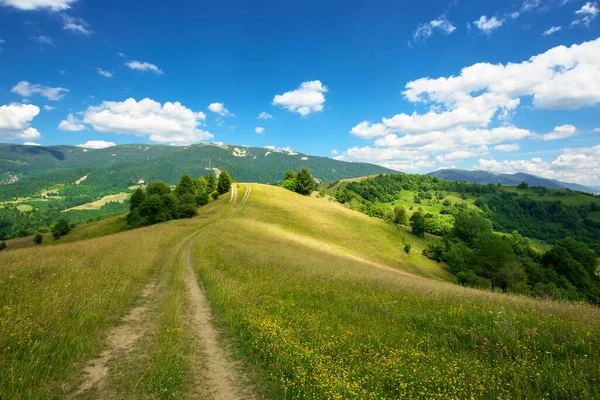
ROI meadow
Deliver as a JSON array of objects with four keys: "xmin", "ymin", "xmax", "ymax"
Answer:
[{"xmin": 1, "ymin": 183, "xmax": 599, "ymax": 398}]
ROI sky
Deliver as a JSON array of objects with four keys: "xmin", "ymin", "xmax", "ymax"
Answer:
[{"xmin": 0, "ymin": 0, "xmax": 599, "ymax": 185}]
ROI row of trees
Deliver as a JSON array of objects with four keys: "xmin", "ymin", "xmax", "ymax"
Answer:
[
  {"xmin": 282, "ymin": 169, "xmax": 316, "ymax": 195},
  {"xmin": 127, "ymin": 171, "xmax": 232, "ymax": 227}
]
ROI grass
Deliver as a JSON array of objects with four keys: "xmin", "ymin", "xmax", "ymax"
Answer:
[
  {"xmin": 191, "ymin": 184, "xmax": 600, "ymax": 399},
  {"xmin": 63, "ymin": 192, "xmax": 130, "ymax": 211},
  {"xmin": 502, "ymin": 186, "xmax": 600, "ymax": 206}
]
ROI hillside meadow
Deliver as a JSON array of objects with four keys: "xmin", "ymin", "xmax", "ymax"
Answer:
[{"xmin": 0, "ymin": 183, "xmax": 598, "ymax": 398}]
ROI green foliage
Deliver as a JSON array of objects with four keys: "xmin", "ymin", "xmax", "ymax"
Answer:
[
  {"xmin": 409, "ymin": 212, "xmax": 426, "ymax": 237},
  {"xmin": 211, "ymin": 191, "xmax": 219, "ymax": 200},
  {"xmin": 295, "ymin": 169, "xmax": 315, "ymax": 196},
  {"xmin": 451, "ymin": 210, "xmax": 492, "ymax": 245},
  {"xmin": 129, "ymin": 188, "xmax": 146, "ymax": 212},
  {"xmin": 146, "ymin": 181, "xmax": 172, "ymax": 196},
  {"xmin": 318, "ymin": 188, "xmax": 326, "ymax": 198},
  {"xmin": 0, "ymin": 241, "xmax": 6, "ymax": 251},
  {"xmin": 517, "ymin": 181, "xmax": 529, "ymax": 189},
  {"xmin": 52, "ymin": 219, "xmax": 71, "ymax": 239},
  {"xmin": 404, "ymin": 243, "xmax": 412, "ymax": 254},
  {"xmin": 282, "ymin": 179, "xmax": 297, "ymax": 192},
  {"xmin": 175, "ymin": 173, "xmax": 196, "ymax": 197},
  {"xmin": 393, "ymin": 205, "xmax": 407, "ymax": 225},
  {"xmin": 217, "ymin": 170, "xmax": 232, "ymax": 195},
  {"xmin": 33, "ymin": 233, "xmax": 43, "ymax": 245},
  {"xmin": 284, "ymin": 170, "xmax": 296, "ymax": 180},
  {"xmin": 205, "ymin": 173, "xmax": 217, "ymax": 193}
]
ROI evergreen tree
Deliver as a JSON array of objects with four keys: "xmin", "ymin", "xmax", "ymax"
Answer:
[
  {"xmin": 285, "ymin": 170, "xmax": 297, "ymax": 180},
  {"xmin": 217, "ymin": 170, "xmax": 232, "ymax": 195},
  {"xmin": 295, "ymin": 168, "xmax": 315, "ymax": 195},
  {"xmin": 175, "ymin": 173, "xmax": 196, "ymax": 197},
  {"xmin": 205, "ymin": 173, "xmax": 217, "ymax": 192},
  {"xmin": 129, "ymin": 188, "xmax": 146, "ymax": 212},
  {"xmin": 409, "ymin": 211, "xmax": 426, "ymax": 237}
]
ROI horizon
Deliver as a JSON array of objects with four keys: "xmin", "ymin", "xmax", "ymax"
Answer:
[{"xmin": 0, "ymin": 0, "xmax": 599, "ymax": 185}]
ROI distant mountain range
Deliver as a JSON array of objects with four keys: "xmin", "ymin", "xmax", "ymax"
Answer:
[
  {"xmin": 0, "ymin": 143, "xmax": 395, "ymax": 200},
  {"xmin": 427, "ymin": 169, "xmax": 599, "ymax": 194}
]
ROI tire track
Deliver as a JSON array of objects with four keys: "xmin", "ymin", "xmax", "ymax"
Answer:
[{"xmin": 185, "ymin": 184, "xmax": 253, "ymax": 399}]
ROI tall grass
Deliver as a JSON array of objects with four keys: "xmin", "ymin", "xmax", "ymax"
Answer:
[{"xmin": 192, "ymin": 184, "xmax": 600, "ymax": 399}]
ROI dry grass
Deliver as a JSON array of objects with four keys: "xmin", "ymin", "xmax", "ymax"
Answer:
[{"xmin": 64, "ymin": 193, "xmax": 130, "ymax": 211}]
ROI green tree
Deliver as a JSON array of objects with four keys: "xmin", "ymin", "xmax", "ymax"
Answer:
[
  {"xmin": 52, "ymin": 219, "xmax": 71, "ymax": 239},
  {"xmin": 205, "ymin": 174, "xmax": 217, "ymax": 192},
  {"xmin": 295, "ymin": 169, "xmax": 315, "ymax": 195},
  {"xmin": 34, "ymin": 233, "xmax": 43, "ymax": 245},
  {"xmin": 282, "ymin": 178, "xmax": 297, "ymax": 192},
  {"xmin": 146, "ymin": 181, "xmax": 171, "ymax": 196},
  {"xmin": 211, "ymin": 191, "xmax": 219, "ymax": 200},
  {"xmin": 284, "ymin": 170, "xmax": 297, "ymax": 180},
  {"xmin": 175, "ymin": 173, "xmax": 196, "ymax": 197},
  {"xmin": 393, "ymin": 205, "xmax": 407, "ymax": 225},
  {"xmin": 451, "ymin": 210, "xmax": 492, "ymax": 245},
  {"xmin": 517, "ymin": 181, "xmax": 529, "ymax": 189},
  {"xmin": 409, "ymin": 211, "xmax": 426, "ymax": 237},
  {"xmin": 217, "ymin": 170, "xmax": 232, "ymax": 195},
  {"xmin": 129, "ymin": 188, "xmax": 146, "ymax": 212},
  {"xmin": 196, "ymin": 177, "xmax": 208, "ymax": 194}
]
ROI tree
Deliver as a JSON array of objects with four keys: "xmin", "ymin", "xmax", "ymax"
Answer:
[
  {"xmin": 451, "ymin": 210, "xmax": 492, "ymax": 245},
  {"xmin": 217, "ymin": 170, "xmax": 232, "ymax": 195},
  {"xmin": 295, "ymin": 169, "xmax": 315, "ymax": 195},
  {"xmin": 517, "ymin": 181, "xmax": 529, "ymax": 189},
  {"xmin": 409, "ymin": 211, "xmax": 426, "ymax": 237},
  {"xmin": 205, "ymin": 174, "xmax": 217, "ymax": 192},
  {"xmin": 146, "ymin": 181, "xmax": 171, "ymax": 196},
  {"xmin": 52, "ymin": 219, "xmax": 71, "ymax": 239},
  {"xmin": 34, "ymin": 233, "xmax": 43, "ymax": 245},
  {"xmin": 394, "ymin": 205, "xmax": 407, "ymax": 225},
  {"xmin": 196, "ymin": 177, "xmax": 208, "ymax": 194},
  {"xmin": 284, "ymin": 170, "xmax": 296, "ymax": 180},
  {"xmin": 129, "ymin": 188, "xmax": 146, "ymax": 212},
  {"xmin": 175, "ymin": 173, "xmax": 196, "ymax": 197},
  {"xmin": 282, "ymin": 178, "xmax": 297, "ymax": 192}
]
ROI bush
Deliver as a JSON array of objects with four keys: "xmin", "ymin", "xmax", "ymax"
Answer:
[
  {"xmin": 52, "ymin": 219, "xmax": 71, "ymax": 239},
  {"xmin": 34, "ymin": 233, "xmax": 43, "ymax": 245},
  {"xmin": 196, "ymin": 191, "xmax": 209, "ymax": 206},
  {"xmin": 404, "ymin": 244, "xmax": 412, "ymax": 254},
  {"xmin": 394, "ymin": 206, "xmax": 407, "ymax": 225},
  {"xmin": 0, "ymin": 241, "xmax": 6, "ymax": 251},
  {"xmin": 211, "ymin": 191, "xmax": 219, "ymax": 200},
  {"xmin": 409, "ymin": 212, "xmax": 426, "ymax": 237}
]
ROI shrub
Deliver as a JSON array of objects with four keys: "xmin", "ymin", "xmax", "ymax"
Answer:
[
  {"xmin": 34, "ymin": 233, "xmax": 43, "ymax": 245},
  {"xmin": 394, "ymin": 206, "xmax": 407, "ymax": 225},
  {"xmin": 52, "ymin": 219, "xmax": 71, "ymax": 239},
  {"xmin": 295, "ymin": 169, "xmax": 315, "ymax": 195},
  {"xmin": 211, "ymin": 191, "xmax": 219, "ymax": 200},
  {"xmin": 409, "ymin": 212, "xmax": 426, "ymax": 237},
  {"xmin": 404, "ymin": 244, "xmax": 412, "ymax": 254},
  {"xmin": 0, "ymin": 241, "xmax": 6, "ymax": 251}
]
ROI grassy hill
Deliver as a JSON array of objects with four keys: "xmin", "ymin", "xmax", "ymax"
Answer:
[{"xmin": 1, "ymin": 184, "xmax": 599, "ymax": 398}]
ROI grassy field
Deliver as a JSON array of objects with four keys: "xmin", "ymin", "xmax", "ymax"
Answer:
[
  {"xmin": 1, "ymin": 183, "xmax": 599, "ymax": 398},
  {"xmin": 502, "ymin": 186, "xmax": 600, "ymax": 206},
  {"xmin": 63, "ymin": 192, "xmax": 130, "ymax": 211}
]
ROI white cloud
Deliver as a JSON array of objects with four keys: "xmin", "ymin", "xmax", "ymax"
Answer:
[
  {"xmin": 208, "ymin": 102, "xmax": 233, "ymax": 117},
  {"xmin": 255, "ymin": 126, "xmax": 265, "ymax": 134},
  {"xmin": 473, "ymin": 16, "xmax": 504, "ymax": 33},
  {"xmin": 258, "ymin": 111, "xmax": 273, "ymax": 119},
  {"xmin": 125, "ymin": 61, "xmax": 163, "ymax": 74},
  {"xmin": 521, "ymin": 0, "xmax": 542, "ymax": 12},
  {"xmin": 23, "ymin": 141, "xmax": 40, "ymax": 146},
  {"xmin": 58, "ymin": 113, "xmax": 85, "ymax": 131},
  {"xmin": 82, "ymin": 97, "xmax": 212, "ymax": 145},
  {"xmin": 272, "ymin": 80, "xmax": 327, "ymax": 116},
  {"xmin": 540, "ymin": 124, "xmax": 577, "ymax": 140},
  {"xmin": 412, "ymin": 16, "xmax": 456, "ymax": 43},
  {"xmin": 573, "ymin": 2, "xmax": 599, "ymax": 26},
  {"xmin": 436, "ymin": 150, "xmax": 478, "ymax": 163},
  {"xmin": 11, "ymin": 81, "xmax": 68, "ymax": 101},
  {"xmin": 77, "ymin": 140, "xmax": 115, "ymax": 149},
  {"xmin": 43, "ymin": 105, "xmax": 56, "ymax": 111},
  {"xmin": 331, "ymin": 149, "xmax": 338, "ymax": 155},
  {"xmin": 96, "ymin": 68, "xmax": 113, "ymax": 78},
  {"xmin": 61, "ymin": 14, "xmax": 92, "ymax": 35},
  {"xmin": 33, "ymin": 35, "xmax": 53, "ymax": 45},
  {"xmin": 543, "ymin": 26, "xmax": 562, "ymax": 36},
  {"xmin": 494, "ymin": 143, "xmax": 520, "ymax": 152},
  {"xmin": 594, "ymin": 128, "xmax": 600, "ymax": 132},
  {"xmin": 350, "ymin": 121, "xmax": 389, "ymax": 138},
  {"xmin": 0, "ymin": 103, "xmax": 41, "ymax": 140},
  {"xmin": 477, "ymin": 145, "xmax": 600, "ymax": 185},
  {"xmin": 0, "ymin": 0, "xmax": 76, "ymax": 11}
]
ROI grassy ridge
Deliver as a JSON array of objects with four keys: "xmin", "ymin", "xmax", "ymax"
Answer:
[{"xmin": 192, "ymin": 185, "xmax": 600, "ymax": 399}]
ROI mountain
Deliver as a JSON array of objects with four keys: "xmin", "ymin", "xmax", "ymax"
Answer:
[
  {"xmin": 427, "ymin": 169, "xmax": 599, "ymax": 194},
  {"xmin": 0, "ymin": 143, "xmax": 395, "ymax": 200}
]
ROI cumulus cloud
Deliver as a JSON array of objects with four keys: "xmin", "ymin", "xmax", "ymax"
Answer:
[
  {"xmin": 412, "ymin": 16, "xmax": 456, "ymax": 43},
  {"xmin": 58, "ymin": 113, "xmax": 85, "ymax": 131},
  {"xmin": 0, "ymin": 103, "xmax": 41, "ymax": 140},
  {"xmin": 208, "ymin": 102, "xmax": 233, "ymax": 117},
  {"xmin": 82, "ymin": 97, "xmax": 212, "ymax": 145},
  {"xmin": 61, "ymin": 14, "xmax": 92, "ymax": 35},
  {"xmin": 473, "ymin": 16, "xmax": 504, "ymax": 33},
  {"xmin": 543, "ymin": 26, "xmax": 562, "ymax": 36},
  {"xmin": 77, "ymin": 140, "xmax": 116, "ymax": 149},
  {"xmin": 272, "ymin": 80, "xmax": 327, "ymax": 116},
  {"xmin": 0, "ymin": 0, "xmax": 77, "ymax": 11},
  {"xmin": 477, "ymin": 145, "xmax": 600, "ymax": 185},
  {"xmin": 96, "ymin": 68, "xmax": 113, "ymax": 78},
  {"xmin": 494, "ymin": 143, "xmax": 520, "ymax": 152},
  {"xmin": 540, "ymin": 124, "xmax": 577, "ymax": 140},
  {"xmin": 255, "ymin": 126, "xmax": 265, "ymax": 134},
  {"xmin": 331, "ymin": 149, "xmax": 338, "ymax": 155},
  {"xmin": 258, "ymin": 111, "xmax": 273, "ymax": 119},
  {"xmin": 11, "ymin": 81, "xmax": 68, "ymax": 101},
  {"xmin": 125, "ymin": 61, "xmax": 163, "ymax": 74}
]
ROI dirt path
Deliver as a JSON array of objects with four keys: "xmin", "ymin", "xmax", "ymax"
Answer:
[
  {"xmin": 185, "ymin": 184, "xmax": 253, "ymax": 399},
  {"xmin": 72, "ymin": 282, "xmax": 157, "ymax": 397},
  {"xmin": 229, "ymin": 184, "xmax": 237, "ymax": 204}
]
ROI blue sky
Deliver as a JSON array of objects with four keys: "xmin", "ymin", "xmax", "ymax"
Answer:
[{"xmin": 0, "ymin": 0, "xmax": 599, "ymax": 184}]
